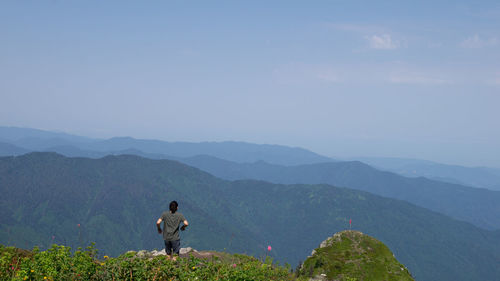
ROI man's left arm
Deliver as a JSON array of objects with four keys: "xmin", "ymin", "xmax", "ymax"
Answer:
[{"xmin": 181, "ymin": 219, "xmax": 188, "ymax": 231}]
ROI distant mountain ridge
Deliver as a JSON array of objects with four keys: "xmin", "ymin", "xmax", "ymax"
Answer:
[
  {"xmin": 353, "ymin": 157, "xmax": 500, "ymax": 191},
  {"xmin": 175, "ymin": 154, "xmax": 500, "ymax": 230},
  {"xmin": 84, "ymin": 137, "xmax": 334, "ymax": 165},
  {"xmin": 0, "ymin": 126, "xmax": 333, "ymax": 165},
  {"xmin": 1, "ymin": 126, "xmax": 500, "ymax": 231},
  {"xmin": 1, "ymin": 152, "xmax": 500, "ymax": 281},
  {"xmin": 4, "ymin": 126, "xmax": 500, "ymax": 190},
  {"xmin": 0, "ymin": 126, "xmax": 93, "ymax": 143},
  {"xmin": 0, "ymin": 141, "xmax": 29, "ymax": 156}
]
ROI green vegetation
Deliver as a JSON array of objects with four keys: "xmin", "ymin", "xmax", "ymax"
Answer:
[
  {"xmin": 298, "ymin": 231, "xmax": 413, "ymax": 281},
  {"xmin": 0, "ymin": 244, "xmax": 295, "ymax": 281}
]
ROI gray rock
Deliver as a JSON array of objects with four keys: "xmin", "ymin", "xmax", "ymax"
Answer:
[
  {"xmin": 136, "ymin": 250, "xmax": 147, "ymax": 258},
  {"xmin": 151, "ymin": 250, "xmax": 166, "ymax": 256},
  {"xmin": 128, "ymin": 247, "xmax": 198, "ymax": 259},
  {"xmin": 308, "ymin": 273, "xmax": 328, "ymax": 281},
  {"xmin": 179, "ymin": 247, "xmax": 197, "ymax": 255}
]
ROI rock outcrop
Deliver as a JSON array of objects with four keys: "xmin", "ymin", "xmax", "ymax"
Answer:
[{"xmin": 127, "ymin": 247, "xmax": 220, "ymax": 260}]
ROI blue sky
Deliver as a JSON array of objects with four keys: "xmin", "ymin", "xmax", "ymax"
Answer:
[{"xmin": 1, "ymin": 0, "xmax": 499, "ymax": 167}]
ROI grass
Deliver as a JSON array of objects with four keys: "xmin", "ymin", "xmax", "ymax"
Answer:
[
  {"xmin": 1, "ymin": 232, "xmax": 414, "ymax": 280},
  {"xmin": 298, "ymin": 231, "xmax": 414, "ymax": 281}
]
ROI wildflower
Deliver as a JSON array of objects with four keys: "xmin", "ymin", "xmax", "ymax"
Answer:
[
  {"xmin": 267, "ymin": 245, "xmax": 272, "ymax": 251},
  {"xmin": 100, "ymin": 262, "xmax": 105, "ymax": 266},
  {"xmin": 232, "ymin": 263, "xmax": 237, "ymax": 268},
  {"xmin": 44, "ymin": 277, "xmax": 47, "ymax": 280},
  {"xmin": 104, "ymin": 255, "xmax": 109, "ymax": 259},
  {"xmin": 192, "ymin": 266, "xmax": 196, "ymax": 269},
  {"xmin": 31, "ymin": 270, "xmax": 34, "ymax": 272}
]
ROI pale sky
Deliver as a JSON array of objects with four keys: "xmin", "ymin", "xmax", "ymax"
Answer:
[{"xmin": 1, "ymin": 0, "xmax": 499, "ymax": 167}]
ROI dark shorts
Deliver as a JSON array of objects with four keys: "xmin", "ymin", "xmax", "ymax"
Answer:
[{"xmin": 164, "ymin": 239, "xmax": 181, "ymax": 255}]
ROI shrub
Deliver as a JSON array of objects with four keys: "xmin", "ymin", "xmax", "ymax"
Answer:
[{"xmin": 1, "ymin": 244, "xmax": 296, "ymax": 280}]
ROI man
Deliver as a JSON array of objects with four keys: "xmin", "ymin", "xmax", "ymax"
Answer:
[{"xmin": 156, "ymin": 200, "xmax": 189, "ymax": 260}]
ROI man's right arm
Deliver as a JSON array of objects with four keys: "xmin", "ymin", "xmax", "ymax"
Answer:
[{"xmin": 156, "ymin": 218, "xmax": 162, "ymax": 234}]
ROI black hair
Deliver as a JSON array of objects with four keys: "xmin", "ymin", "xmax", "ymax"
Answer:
[{"xmin": 169, "ymin": 201, "xmax": 178, "ymax": 213}]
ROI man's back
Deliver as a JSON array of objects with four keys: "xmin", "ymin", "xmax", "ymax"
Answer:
[{"xmin": 161, "ymin": 211, "xmax": 186, "ymax": 241}]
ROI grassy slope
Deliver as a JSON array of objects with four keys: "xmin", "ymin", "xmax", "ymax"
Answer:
[{"xmin": 300, "ymin": 230, "xmax": 414, "ymax": 281}]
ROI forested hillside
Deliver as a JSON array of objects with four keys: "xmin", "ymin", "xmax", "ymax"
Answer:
[{"xmin": 178, "ymin": 155, "xmax": 500, "ymax": 230}]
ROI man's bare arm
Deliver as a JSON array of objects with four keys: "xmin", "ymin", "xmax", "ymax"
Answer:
[
  {"xmin": 181, "ymin": 220, "xmax": 188, "ymax": 231},
  {"xmin": 156, "ymin": 218, "xmax": 162, "ymax": 234}
]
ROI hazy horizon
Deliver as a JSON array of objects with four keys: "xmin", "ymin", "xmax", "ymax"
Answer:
[
  {"xmin": 1, "ymin": 125, "xmax": 499, "ymax": 170},
  {"xmin": 1, "ymin": 1, "xmax": 499, "ymax": 168}
]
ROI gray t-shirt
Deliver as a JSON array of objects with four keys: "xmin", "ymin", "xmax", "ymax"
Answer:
[{"xmin": 161, "ymin": 211, "xmax": 186, "ymax": 241}]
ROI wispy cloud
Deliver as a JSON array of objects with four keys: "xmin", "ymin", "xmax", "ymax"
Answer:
[
  {"xmin": 316, "ymin": 70, "xmax": 340, "ymax": 83},
  {"xmin": 327, "ymin": 23, "xmax": 383, "ymax": 34},
  {"xmin": 460, "ymin": 34, "xmax": 498, "ymax": 48},
  {"xmin": 272, "ymin": 63, "xmax": 342, "ymax": 85},
  {"xmin": 388, "ymin": 72, "xmax": 451, "ymax": 85},
  {"xmin": 427, "ymin": 41, "xmax": 443, "ymax": 48},
  {"xmin": 273, "ymin": 62, "xmax": 455, "ymax": 86},
  {"xmin": 367, "ymin": 34, "xmax": 400, "ymax": 50},
  {"xmin": 492, "ymin": 73, "xmax": 500, "ymax": 86},
  {"xmin": 326, "ymin": 23, "xmax": 402, "ymax": 50}
]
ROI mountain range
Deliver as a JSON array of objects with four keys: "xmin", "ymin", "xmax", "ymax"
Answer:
[
  {"xmin": 0, "ymin": 126, "xmax": 332, "ymax": 165},
  {"xmin": 174, "ymin": 155, "xmax": 500, "ymax": 230},
  {"xmin": 4, "ymin": 125, "xmax": 500, "ymax": 191},
  {"xmin": 352, "ymin": 157, "xmax": 500, "ymax": 191},
  {"xmin": 2, "ymin": 126, "xmax": 500, "ymax": 231},
  {"xmin": 1, "ymin": 153, "xmax": 500, "ymax": 281}
]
